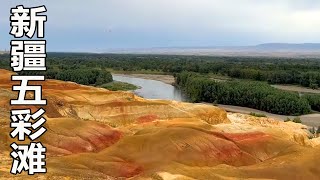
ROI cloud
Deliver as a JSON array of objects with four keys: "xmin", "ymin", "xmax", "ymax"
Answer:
[
  {"xmin": 1, "ymin": 0, "xmax": 320, "ymax": 50},
  {"xmin": 288, "ymin": 0, "xmax": 320, "ymax": 10}
]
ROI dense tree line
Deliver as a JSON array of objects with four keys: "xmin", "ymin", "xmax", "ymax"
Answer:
[
  {"xmin": 1, "ymin": 53, "xmax": 320, "ymax": 115},
  {"xmin": 1, "ymin": 53, "xmax": 320, "ymax": 88},
  {"xmin": 0, "ymin": 54, "xmax": 112, "ymax": 86},
  {"xmin": 56, "ymin": 69, "xmax": 112, "ymax": 85},
  {"xmin": 227, "ymin": 69, "xmax": 320, "ymax": 89},
  {"xmin": 0, "ymin": 54, "xmax": 9, "ymax": 70},
  {"xmin": 19, "ymin": 69, "xmax": 112, "ymax": 86},
  {"xmin": 175, "ymin": 72, "xmax": 312, "ymax": 115},
  {"xmin": 303, "ymin": 94, "xmax": 320, "ymax": 112}
]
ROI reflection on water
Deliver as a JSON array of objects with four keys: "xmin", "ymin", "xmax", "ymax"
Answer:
[{"xmin": 112, "ymin": 75, "xmax": 188, "ymax": 102}]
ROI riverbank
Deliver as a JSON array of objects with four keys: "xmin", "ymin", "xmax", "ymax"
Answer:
[
  {"xmin": 113, "ymin": 73, "xmax": 175, "ymax": 85},
  {"xmin": 112, "ymin": 74, "xmax": 187, "ymax": 101}
]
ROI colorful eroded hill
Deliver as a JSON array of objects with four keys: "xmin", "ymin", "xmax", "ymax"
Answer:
[{"xmin": 0, "ymin": 69, "xmax": 319, "ymax": 180}]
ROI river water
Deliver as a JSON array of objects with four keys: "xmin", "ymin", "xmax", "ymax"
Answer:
[{"xmin": 112, "ymin": 74, "xmax": 188, "ymax": 101}]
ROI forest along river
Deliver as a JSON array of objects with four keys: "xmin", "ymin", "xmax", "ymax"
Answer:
[{"xmin": 112, "ymin": 74, "xmax": 320, "ymax": 127}]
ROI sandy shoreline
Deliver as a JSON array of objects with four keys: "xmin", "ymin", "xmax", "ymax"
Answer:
[{"xmin": 216, "ymin": 104, "xmax": 320, "ymax": 127}]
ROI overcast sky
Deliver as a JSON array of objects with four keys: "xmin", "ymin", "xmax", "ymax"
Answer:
[{"xmin": 1, "ymin": 0, "xmax": 320, "ymax": 52}]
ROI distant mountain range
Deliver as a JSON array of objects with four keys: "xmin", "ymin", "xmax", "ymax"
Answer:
[
  {"xmin": 254, "ymin": 43, "xmax": 320, "ymax": 51},
  {"xmin": 3, "ymin": 43, "xmax": 320, "ymax": 58},
  {"xmin": 106, "ymin": 43, "xmax": 320, "ymax": 58}
]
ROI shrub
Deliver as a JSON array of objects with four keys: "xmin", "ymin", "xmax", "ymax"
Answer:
[
  {"xmin": 309, "ymin": 127, "xmax": 316, "ymax": 134},
  {"xmin": 284, "ymin": 118, "xmax": 291, "ymax": 122},
  {"xmin": 292, "ymin": 117, "xmax": 302, "ymax": 123},
  {"xmin": 249, "ymin": 112, "xmax": 267, "ymax": 117}
]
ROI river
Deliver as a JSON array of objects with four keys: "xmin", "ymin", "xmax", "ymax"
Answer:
[{"xmin": 112, "ymin": 74, "xmax": 188, "ymax": 101}]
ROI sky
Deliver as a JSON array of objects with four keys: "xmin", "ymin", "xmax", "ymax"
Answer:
[{"xmin": 1, "ymin": 0, "xmax": 320, "ymax": 52}]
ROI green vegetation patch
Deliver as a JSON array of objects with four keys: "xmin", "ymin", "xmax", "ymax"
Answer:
[
  {"xmin": 101, "ymin": 81, "xmax": 139, "ymax": 91},
  {"xmin": 303, "ymin": 94, "xmax": 320, "ymax": 112},
  {"xmin": 285, "ymin": 117, "xmax": 302, "ymax": 123}
]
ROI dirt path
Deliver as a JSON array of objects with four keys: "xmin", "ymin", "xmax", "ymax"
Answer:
[
  {"xmin": 216, "ymin": 104, "xmax": 320, "ymax": 127},
  {"xmin": 271, "ymin": 84, "xmax": 320, "ymax": 94}
]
